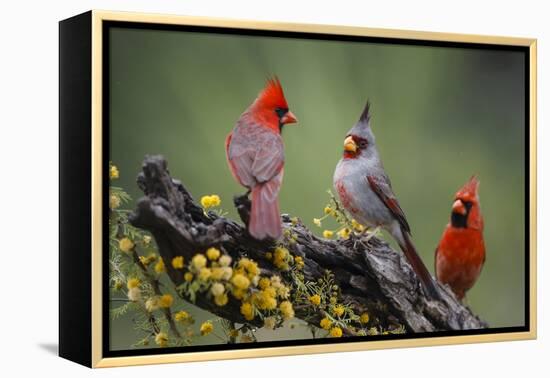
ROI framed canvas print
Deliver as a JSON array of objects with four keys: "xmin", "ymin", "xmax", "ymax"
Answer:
[{"xmin": 59, "ymin": 10, "xmax": 537, "ymax": 368}]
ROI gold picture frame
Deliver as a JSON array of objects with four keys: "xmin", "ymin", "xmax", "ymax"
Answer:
[{"xmin": 59, "ymin": 10, "xmax": 537, "ymax": 368}]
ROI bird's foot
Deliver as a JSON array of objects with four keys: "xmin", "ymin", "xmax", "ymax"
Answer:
[
  {"xmin": 233, "ymin": 190, "xmax": 251, "ymax": 226},
  {"xmin": 362, "ymin": 226, "xmax": 381, "ymax": 243}
]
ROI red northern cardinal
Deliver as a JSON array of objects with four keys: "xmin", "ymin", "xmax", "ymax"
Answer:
[
  {"xmin": 333, "ymin": 101, "xmax": 441, "ymax": 300},
  {"xmin": 225, "ymin": 77, "xmax": 297, "ymax": 240},
  {"xmin": 435, "ymin": 176, "xmax": 485, "ymax": 300}
]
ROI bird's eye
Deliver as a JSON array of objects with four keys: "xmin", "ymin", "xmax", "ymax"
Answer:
[
  {"xmin": 359, "ymin": 140, "xmax": 368, "ymax": 149},
  {"xmin": 275, "ymin": 107, "xmax": 288, "ymax": 118}
]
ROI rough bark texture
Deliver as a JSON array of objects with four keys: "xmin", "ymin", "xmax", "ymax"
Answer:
[{"xmin": 129, "ymin": 155, "xmax": 487, "ymax": 334}]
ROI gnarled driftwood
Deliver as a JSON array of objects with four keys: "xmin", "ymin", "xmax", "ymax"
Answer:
[{"xmin": 129, "ymin": 155, "xmax": 487, "ymax": 335}]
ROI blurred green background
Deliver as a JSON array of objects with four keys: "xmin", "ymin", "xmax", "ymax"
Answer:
[{"xmin": 109, "ymin": 26, "xmax": 525, "ymax": 349}]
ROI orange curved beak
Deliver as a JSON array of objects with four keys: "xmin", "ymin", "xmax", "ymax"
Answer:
[
  {"xmin": 281, "ymin": 111, "xmax": 298, "ymax": 125},
  {"xmin": 344, "ymin": 136, "xmax": 357, "ymax": 153},
  {"xmin": 452, "ymin": 199, "xmax": 466, "ymax": 215}
]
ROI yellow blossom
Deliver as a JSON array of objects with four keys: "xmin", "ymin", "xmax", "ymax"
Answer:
[
  {"xmin": 200, "ymin": 321, "xmax": 213, "ymax": 335},
  {"xmin": 155, "ymin": 332, "xmax": 168, "ymax": 347},
  {"xmin": 209, "ymin": 195, "xmax": 221, "ymax": 207},
  {"xmin": 221, "ymin": 267, "xmax": 233, "ymax": 281},
  {"xmin": 277, "ymin": 285, "xmax": 290, "ymax": 299},
  {"xmin": 238, "ymin": 258, "xmax": 260, "ymax": 277},
  {"xmin": 360, "ymin": 312, "xmax": 370, "ymax": 324},
  {"xmin": 279, "ymin": 301, "xmax": 294, "ymax": 320},
  {"xmin": 211, "ymin": 267, "xmax": 224, "ymax": 280},
  {"xmin": 214, "ymin": 293, "xmax": 228, "ymax": 306},
  {"xmin": 210, "ymin": 282, "xmax": 225, "ymax": 297},
  {"xmin": 119, "ymin": 237, "xmax": 134, "ymax": 253},
  {"xmin": 127, "ymin": 278, "xmax": 140, "ymax": 289},
  {"xmin": 198, "ymin": 267, "xmax": 212, "ymax": 281},
  {"xmin": 154, "ymin": 258, "xmax": 165, "ymax": 273},
  {"xmin": 127, "ymin": 287, "xmax": 141, "ymax": 302},
  {"xmin": 142, "ymin": 235, "xmax": 152, "ymax": 245},
  {"xmin": 330, "ymin": 296, "xmax": 338, "ymax": 304},
  {"xmin": 313, "ymin": 218, "xmax": 322, "ymax": 227},
  {"xmin": 145, "ymin": 297, "xmax": 159, "ymax": 312},
  {"xmin": 200, "ymin": 195, "xmax": 212, "ymax": 208},
  {"xmin": 309, "ymin": 294, "xmax": 321, "ymax": 306},
  {"xmin": 320, "ymin": 317, "xmax": 332, "ymax": 330},
  {"xmin": 258, "ymin": 277, "xmax": 271, "ymax": 290},
  {"xmin": 253, "ymin": 289, "xmax": 277, "ymax": 310},
  {"xmin": 337, "ymin": 228, "xmax": 351, "ymax": 239},
  {"xmin": 333, "ymin": 305, "xmax": 345, "ymax": 317},
  {"xmin": 323, "ymin": 230, "xmax": 334, "ymax": 238},
  {"xmin": 109, "ymin": 165, "xmax": 119, "ymax": 179},
  {"xmin": 191, "ymin": 254, "xmax": 207, "ymax": 270},
  {"xmin": 158, "ymin": 294, "xmax": 173, "ymax": 308},
  {"xmin": 174, "ymin": 310, "xmax": 190, "ymax": 322},
  {"xmin": 329, "ymin": 327, "xmax": 343, "ymax": 337},
  {"xmin": 294, "ymin": 255, "xmax": 304, "ymax": 269},
  {"xmin": 109, "ymin": 194, "xmax": 120, "ymax": 209},
  {"xmin": 324, "ymin": 206, "xmax": 333, "ymax": 214},
  {"xmin": 219, "ymin": 254, "xmax": 232, "ymax": 267},
  {"xmin": 231, "ymin": 273, "xmax": 250, "ymax": 290},
  {"xmin": 171, "ymin": 256, "xmax": 184, "ymax": 269},
  {"xmin": 273, "ymin": 247, "xmax": 290, "ymax": 270},
  {"xmin": 232, "ymin": 288, "xmax": 247, "ymax": 300},
  {"xmin": 240, "ymin": 302, "xmax": 255, "ymax": 320},
  {"xmin": 200, "ymin": 194, "xmax": 221, "ymax": 209},
  {"xmin": 184, "ymin": 272, "xmax": 194, "ymax": 282},
  {"xmin": 206, "ymin": 247, "xmax": 221, "ymax": 260},
  {"xmin": 263, "ymin": 316, "xmax": 277, "ymax": 330},
  {"xmin": 352, "ymin": 219, "xmax": 365, "ymax": 232},
  {"xmin": 270, "ymin": 275, "xmax": 283, "ymax": 288}
]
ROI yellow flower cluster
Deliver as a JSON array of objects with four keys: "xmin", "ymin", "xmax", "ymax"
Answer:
[
  {"xmin": 109, "ymin": 194, "xmax": 120, "ymax": 209},
  {"xmin": 351, "ymin": 219, "xmax": 365, "ymax": 232},
  {"xmin": 139, "ymin": 253, "xmax": 157, "ymax": 267},
  {"xmin": 127, "ymin": 278, "xmax": 140, "ymax": 289},
  {"xmin": 323, "ymin": 230, "xmax": 334, "ymax": 238},
  {"xmin": 337, "ymin": 228, "xmax": 351, "ymax": 239},
  {"xmin": 158, "ymin": 294, "xmax": 173, "ymax": 308},
  {"xmin": 294, "ymin": 256, "xmax": 304, "ymax": 270},
  {"xmin": 119, "ymin": 237, "xmax": 134, "ymax": 253},
  {"xmin": 360, "ymin": 312, "xmax": 370, "ymax": 324},
  {"xmin": 320, "ymin": 317, "xmax": 332, "ymax": 330},
  {"xmin": 332, "ymin": 304, "xmax": 345, "ymax": 317},
  {"xmin": 171, "ymin": 256, "xmax": 184, "ymax": 269},
  {"xmin": 329, "ymin": 327, "xmax": 343, "ymax": 337},
  {"xmin": 308, "ymin": 294, "xmax": 321, "ymax": 306},
  {"xmin": 142, "ymin": 235, "xmax": 152, "ymax": 245},
  {"xmin": 154, "ymin": 258, "xmax": 165, "ymax": 273},
  {"xmin": 273, "ymin": 246, "xmax": 290, "ymax": 271},
  {"xmin": 206, "ymin": 247, "xmax": 221, "ymax": 260},
  {"xmin": 200, "ymin": 321, "xmax": 214, "ymax": 336},
  {"xmin": 174, "ymin": 310, "xmax": 192, "ymax": 323},
  {"xmin": 109, "ymin": 164, "xmax": 119, "ymax": 180},
  {"xmin": 200, "ymin": 194, "xmax": 221, "ymax": 209},
  {"xmin": 240, "ymin": 302, "xmax": 254, "ymax": 320},
  {"xmin": 279, "ymin": 301, "xmax": 294, "ymax": 320}
]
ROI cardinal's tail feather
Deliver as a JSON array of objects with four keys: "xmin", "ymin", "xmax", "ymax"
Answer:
[
  {"xmin": 400, "ymin": 231, "xmax": 442, "ymax": 301},
  {"xmin": 248, "ymin": 181, "xmax": 282, "ymax": 240}
]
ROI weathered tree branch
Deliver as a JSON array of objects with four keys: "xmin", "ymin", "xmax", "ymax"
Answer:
[{"xmin": 129, "ymin": 155, "xmax": 487, "ymax": 334}]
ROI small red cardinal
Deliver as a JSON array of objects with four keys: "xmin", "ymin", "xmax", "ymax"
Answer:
[
  {"xmin": 435, "ymin": 176, "xmax": 486, "ymax": 300},
  {"xmin": 225, "ymin": 77, "xmax": 297, "ymax": 240}
]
